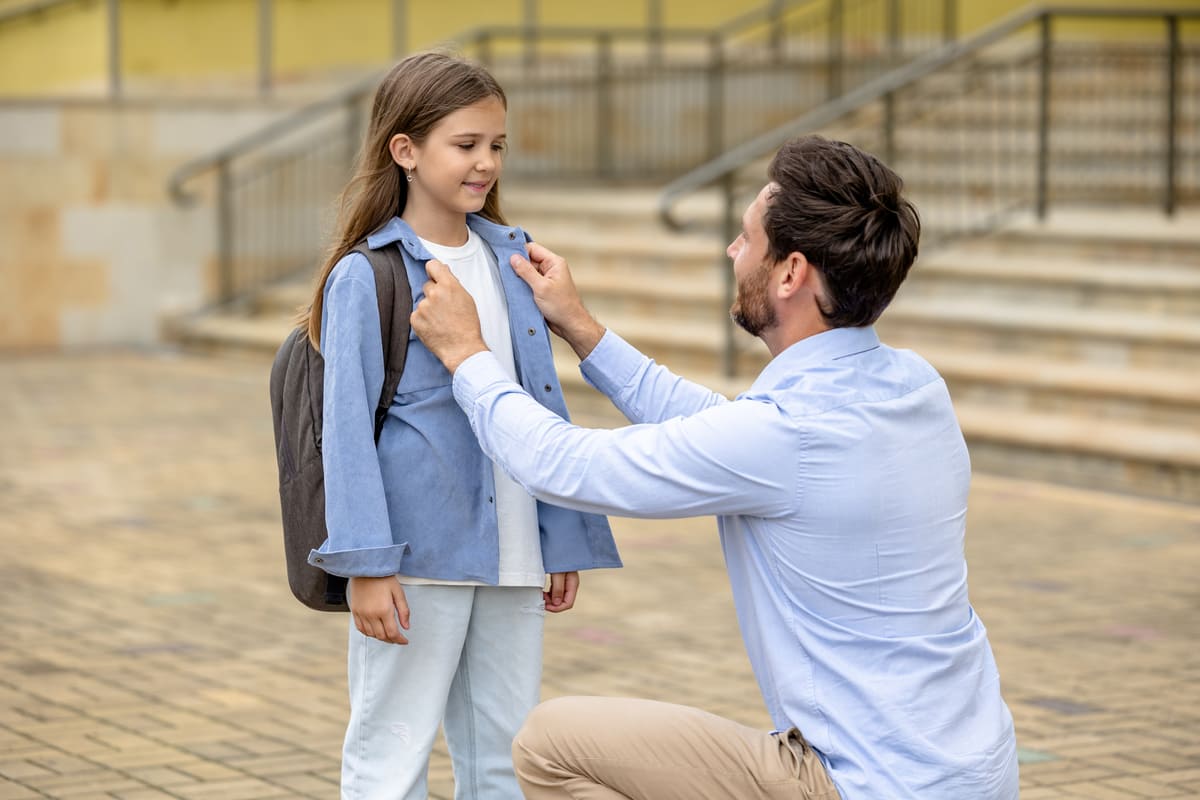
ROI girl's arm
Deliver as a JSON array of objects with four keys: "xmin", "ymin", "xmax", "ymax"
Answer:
[{"xmin": 311, "ymin": 255, "xmax": 409, "ymax": 578}]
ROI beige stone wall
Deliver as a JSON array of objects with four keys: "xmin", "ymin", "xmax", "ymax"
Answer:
[{"xmin": 0, "ymin": 100, "xmax": 292, "ymax": 350}]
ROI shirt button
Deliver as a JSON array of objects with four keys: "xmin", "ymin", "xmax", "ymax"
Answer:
[
  {"xmin": 313, "ymin": 557, "xmax": 324, "ymax": 564},
  {"xmin": 488, "ymin": 496, "xmax": 494, "ymax": 503},
  {"xmin": 543, "ymin": 384, "xmax": 552, "ymax": 392},
  {"xmin": 527, "ymin": 328, "xmax": 536, "ymax": 336},
  {"xmin": 507, "ymin": 232, "xmax": 516, "ymax": 240}
]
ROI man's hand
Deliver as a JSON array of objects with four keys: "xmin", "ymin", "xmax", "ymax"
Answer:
[
  {"xmin": 544, "ymin": 571, "xmax": 579, "ymax": 613},
  {"xmin": 410, "ymin": 259, "xmax": 489, "ymax": 374},
  {"xmin": 349, "ymin": 576, "xmax": 411, "ymax": 645},
  {"xmin": 510, "ymin": 243, "xmax": 605, "ymax": 360}
]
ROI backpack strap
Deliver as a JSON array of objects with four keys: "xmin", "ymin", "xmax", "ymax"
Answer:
[{"xmin": 352, "ymin": 240, "xmax": 413, "ymax": 443}]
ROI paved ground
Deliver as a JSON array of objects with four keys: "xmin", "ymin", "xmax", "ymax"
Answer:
[{"xmin": 1, "ymin": 348, "xmax": 1198, "ymax": 799}]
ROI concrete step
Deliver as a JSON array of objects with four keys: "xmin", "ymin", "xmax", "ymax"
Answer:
[
  {"xmin": 920, "ymin": 345, "xmax": 1200, "ymax": 429},
  {"xmin": 986, "ymin": 210, "xmax": 1200, "ymax": 264},
  {"xmin": 165, "ymin": 312, "xmax": 292, "ymax": 357},
  {"xmin": 878, "ymin": 295, "xmax": 1200, "ymax": 370},
  {"xmin": 904, "ymin": 250, "xmax": 1200, "ymax": 314},
  {"xmin": 955, "ymin": 403, "xmax": 1200, "ymax": 504},
  {"xmin": 504, "ymin": 185, "xmax": 726, "ymax": 236}
]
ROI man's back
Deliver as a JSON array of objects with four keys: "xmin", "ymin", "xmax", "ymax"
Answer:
[{"xmin": 721, "ymin": 326, "xmax": 1018, "ymax": 798}]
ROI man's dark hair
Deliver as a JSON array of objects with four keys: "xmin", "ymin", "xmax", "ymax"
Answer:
[{"xmin": 765, "ymin": 135, "xmax": 920, "ymax": 328}]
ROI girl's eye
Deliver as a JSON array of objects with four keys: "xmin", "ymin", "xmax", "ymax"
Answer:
[
  {"xmin": 492, "ymin": 143, "xmax": 506, "ymax": 152},
  {"xmin": 458, "ymin": 143, "xmax": 474, "ymax": 150}
]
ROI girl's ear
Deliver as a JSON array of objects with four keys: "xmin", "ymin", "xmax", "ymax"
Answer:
[{"xmin": 388, "ymin": 134, "xmax": 415, "ymax": 169}]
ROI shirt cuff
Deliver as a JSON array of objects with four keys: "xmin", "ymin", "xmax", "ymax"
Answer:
[
  {"xmin": 579, "ymin": 329, "xmax": 646, "ymax": 398},
  {"xmin": 453, "ymin": 350, "xmax": 516, "ymax": 411}
]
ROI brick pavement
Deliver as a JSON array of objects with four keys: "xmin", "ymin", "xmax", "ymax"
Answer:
[{"xmin": 1, "ymin": 349, "xmax": 1198, "ymax": 799}]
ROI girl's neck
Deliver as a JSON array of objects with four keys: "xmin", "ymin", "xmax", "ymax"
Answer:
[{"xmin": 402, "ymin": 205, "xmax": 470, "ymax": 247}]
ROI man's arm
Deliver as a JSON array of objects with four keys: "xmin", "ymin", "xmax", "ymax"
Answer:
[{"xmin": 451, "ymin": 351, "xmax": 795, "ymax": 519}]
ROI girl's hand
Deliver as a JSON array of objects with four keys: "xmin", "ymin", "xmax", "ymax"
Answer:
[
  {"xmin": 349, "ymin": 576, "xmax": 411, "ymax": 644},
  {"xmin": 544, "ymin": 571, "xmax": 580, "ymax": 613}
]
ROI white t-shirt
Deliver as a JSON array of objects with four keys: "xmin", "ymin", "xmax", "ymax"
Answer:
[{"xmin": 396, "ymin": 229, "xmax": 545, "ymax": 588}]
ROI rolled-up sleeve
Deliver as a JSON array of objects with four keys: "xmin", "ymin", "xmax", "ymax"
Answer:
[
  {"xmin": 453, "ymin": 349, "xmax": 796, "ymax": 520},
  {"xmin": 310, "ymin": 257, "xmax": 409, "ymax": 577}
]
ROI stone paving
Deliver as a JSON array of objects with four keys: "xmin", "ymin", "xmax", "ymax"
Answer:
[{"xmin": 1, "ymin": 348, "xmax": 1199, "ymax": 799}]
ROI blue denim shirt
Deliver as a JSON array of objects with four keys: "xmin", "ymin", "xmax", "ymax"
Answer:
[{"xmin": 309, "ymin": 214, "xmax": 621, "ymax": 581}]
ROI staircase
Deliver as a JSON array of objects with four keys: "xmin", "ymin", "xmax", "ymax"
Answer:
[{"xmin": 168, "ymin": 185, "xmax": 1200, "ymax": 504}]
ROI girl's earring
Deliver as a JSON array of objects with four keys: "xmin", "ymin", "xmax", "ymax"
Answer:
[{"xmin": 405, "ymin": 168, "xmax": 414, "ymax": 183}]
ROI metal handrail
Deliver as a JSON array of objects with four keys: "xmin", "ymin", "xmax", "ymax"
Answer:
[
  {"xmin": 658, "ymin": 3, "xmax": 1200, "ymax": 377},
  {"xmin": 168, "ymin": 68, "xmax": 385, "ymax": 206},
  {"xmin": 659, "ymin": 3, "xmax": 1200, "ymax": 231}
]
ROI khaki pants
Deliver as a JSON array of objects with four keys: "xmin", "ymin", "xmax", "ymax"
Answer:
[{"xmin": 512, "ymin": 696, "xmax": 841, "ymax": 799}]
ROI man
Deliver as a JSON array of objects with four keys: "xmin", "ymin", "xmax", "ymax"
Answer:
[{"xmin": 410, "ymin": 135, "xmax": 1019, "ymax": 799}]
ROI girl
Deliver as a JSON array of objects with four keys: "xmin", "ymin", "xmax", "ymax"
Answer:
[{"xmin": 297, "ymin": 52, "xmax": 621, "ymax": 800}]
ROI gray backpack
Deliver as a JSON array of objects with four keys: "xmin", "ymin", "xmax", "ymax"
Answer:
[{"xmin": 268, "ymin": 241, "xmax": 412, "ymax": 611}]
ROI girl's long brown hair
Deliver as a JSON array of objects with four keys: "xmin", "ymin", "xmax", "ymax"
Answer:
[{"xmin": 300, "ymin": 52, "xmax": 508, "ymax": 348}]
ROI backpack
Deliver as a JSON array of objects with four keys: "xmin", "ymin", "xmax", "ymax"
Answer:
[{"xmin": 268, "ymin": 240, "xmax": 412, "ymax": 612}]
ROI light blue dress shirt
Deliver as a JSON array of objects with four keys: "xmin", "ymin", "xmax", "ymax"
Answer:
[{"xmin": 452, "ymin": 326, "xmax": 1019, "ymax": 799}]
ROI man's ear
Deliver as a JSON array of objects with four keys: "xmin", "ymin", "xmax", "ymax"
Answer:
[
  {"xmin": 775, "ymin": 251, "xmax": 809, "ymax": 300},
  {"xmin": 388, "ymin": 134, "xmax": 415, "ymax": 169}
]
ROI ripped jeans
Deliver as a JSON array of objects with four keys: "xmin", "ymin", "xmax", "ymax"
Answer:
[{"xmin": 341, "ymin": 583, "xmax": 546, "ymax": 800}]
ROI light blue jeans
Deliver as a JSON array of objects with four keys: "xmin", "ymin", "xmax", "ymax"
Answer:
[{"xmin": 341, "ymin": 583, "xmax": 546, "ymax": 800}]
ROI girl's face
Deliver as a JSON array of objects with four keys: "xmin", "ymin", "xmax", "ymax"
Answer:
[{"xmin": 399, "ymin": 95, "xmax": 507, "ymax": 227}]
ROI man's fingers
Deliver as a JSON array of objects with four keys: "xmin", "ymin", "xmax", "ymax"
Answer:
[
  {"xmin": 509, "ymin": 253, "xmax": 546, "ymax": 289},
  {"xmin": 526, "ymin": 241, "xmax": 556, "ymax": 267}
]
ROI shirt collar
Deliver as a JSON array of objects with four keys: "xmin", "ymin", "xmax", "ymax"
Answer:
[
  {"xmin": 365, "ymin": 214, "xmax": 528, "ymax": 260},
  {"xmin": 749, "ymin": 326, "xmax": 881, "ymax": 392}
]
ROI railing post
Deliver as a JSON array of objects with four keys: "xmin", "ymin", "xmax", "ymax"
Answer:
[
  {"xmin": 596, "ymin": 33, "xmax": 614, "ymax": 177},
  {"xmin": 477, "ymin": 31, "xmax": 493, "ymax": 69},
  {"xmin": 883, "ymin": 91, "xmax": 896, "ymax": 165},
  {"xmin": 888, "ymin": 0, "xmax": 900, "ymax": 64},
  {"xmin": 720, "ymin": 173, "xmax": 737, "ymax": 378},
  {"xmin": 943, "ymin": 0, "xmax": 956, "ymax": 44},
  {"xmin": 345, "ymin": 95, "xmax": 362, "ymax": 174},
  {"xmin": 258, "ymin": 0, "xmax": 272, "ymax": 98},
  {"xmin": 107, "ymin": 0, "xmax": 120, "ymax": 99},
  {"xmin": 828, "ymin": 0, "xmax": 843, "ymax": 100},
  {"xmin": 1165, "ymin": 14, "xmax": 1179, "ymax": 217},
  {"xmin": 523, "ymin": 0, "xmax": 538, "ymax": 69},
  {"xmin": 706, "ymin": 34, "xmax": 725, "ymax": 161},
  {"xmin": 770, "ymin": 0, "xmax": 785, "ymax": 64},
  {"xmin": 1035, "ymin": 13, "xmax": 1051, "ymax": 220},
  {"xmin": 216, "ymin": 161, "xmax": 235, "ymax": 305},
  {"xmin": 392, "ymin": 0, "xmax": 407, "ymax": 57},
  {"xmin": 647, "ymin": 0, "xmax": 663, "ymax": 66}
]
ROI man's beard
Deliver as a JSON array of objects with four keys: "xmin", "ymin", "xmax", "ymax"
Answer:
[{"xmin": 730, "ymin": 262, "xmax": 777, "ymax": 337}]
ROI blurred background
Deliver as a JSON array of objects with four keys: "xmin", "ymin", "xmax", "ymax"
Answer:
[
  {"xmin": 3, "ymin": 3, "xmax": 1200, "ymax": 798},
  {"xmin": 2, "ymin": 0, "xmax": 1199, "ymax": 503}
]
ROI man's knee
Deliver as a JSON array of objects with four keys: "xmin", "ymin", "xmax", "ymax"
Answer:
[{"xmin": 513, "ymin": 696, "xmax": 574, "ymax": 765}]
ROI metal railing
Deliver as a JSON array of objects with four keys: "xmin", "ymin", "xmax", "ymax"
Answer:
[
  {"xmin": 464, "ymin": 0, "xmax": 957, "ymax": 178},
  {"xmin": 168, "ymin": 0, "xmax": 956, "ymax": 307},
  {"xmin": 659, "ymin": 5, "xmax": 1200, "ymax": 377}
]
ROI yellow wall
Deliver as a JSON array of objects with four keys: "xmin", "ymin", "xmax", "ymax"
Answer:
[
  {"xmin": 4, "ymin": 0, "xmax": 1200, "ymax": 95},
  {"xmin": 0, "ymin": 2, "xmax": 106, "ymax": 95}
]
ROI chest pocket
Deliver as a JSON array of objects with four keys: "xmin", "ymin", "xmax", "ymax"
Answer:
[{"xmin": 395, "ymin": 330, "xmax": 451, "ymax": 397}]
